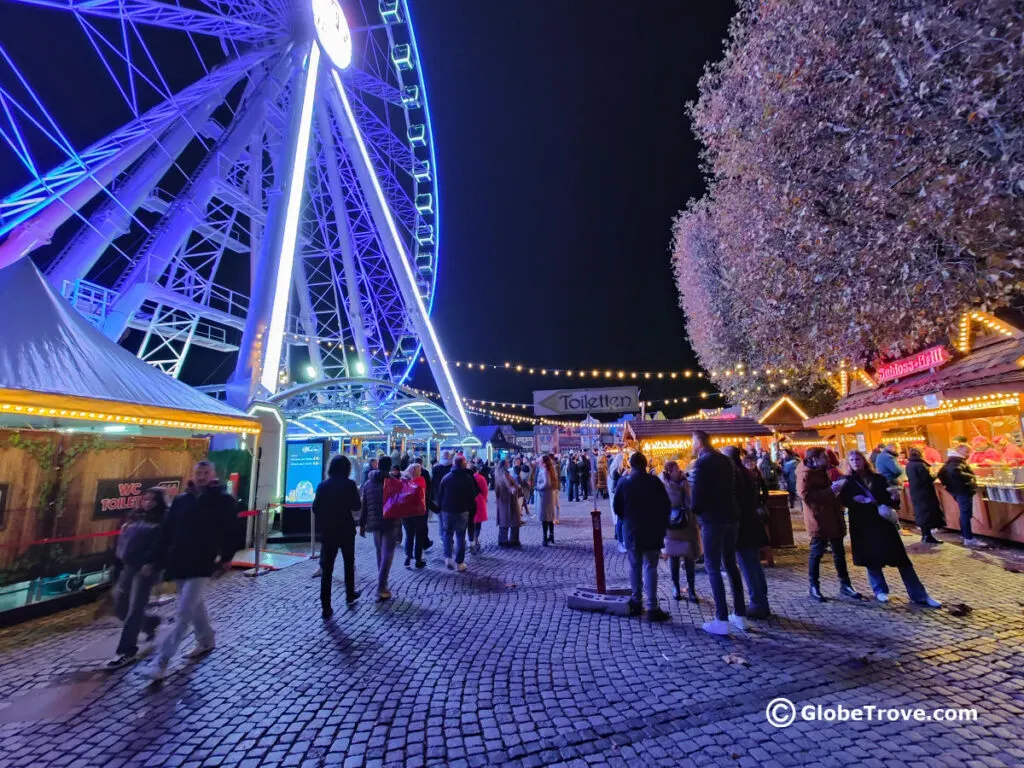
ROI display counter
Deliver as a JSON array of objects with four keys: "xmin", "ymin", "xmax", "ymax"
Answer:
[{"xmin": 897, "ymin": 480, "xmax": 1024, "ymax": 542}]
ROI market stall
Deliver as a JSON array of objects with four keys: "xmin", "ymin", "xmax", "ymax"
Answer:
[
  {"xmin": 805, "ymin": 311, "xmax": 1024, "ymax": 543},
  {"xmin": 0, "ymin": 259, "xmax": 260, "ymax": 618}
]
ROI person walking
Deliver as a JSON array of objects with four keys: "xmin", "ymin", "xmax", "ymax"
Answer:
[
  {"xmin": 690, "ymin": 431, "xmax": 747, "ymax": 635},
  {"xmin": 782, "ymin": 450, "xmax": 800, "ymax": 508},
  {"xmin": 469, "ymin": 462, "xmax": 488, "ymax": 554},
  {"xmin": 431, "ymin": 450, "xmax": 454, "ymax": 558},
  {"xmin": 938, "ymin": 445, "xmax": 984, "ymax": 547},
  {"xmin": 402, "ymin": 462, "xmax": 429, "ymax": 568},
  {"xmin": 537, "ymin": 455, "xmax": 559, "ymax": 545},
  {"xmin": 106, "ymin": 488, "xmax": 167, "ymax": 668},
  {"xmin": 724, "ymin": 447, "xmax": 771, "ymax": 619},
  {"xmin": 609, "ymin": 452, "xmax": 628, "ymax": 553},
  {"xmin": 875, "ymin": 443, "xmax": 904, "ymax": 486},
  {"xmin": 437, "ymin": 455, "xmax": 478, "ymax": 571},
  {"xmin": 613, "ymin": 451, "xmax": 671, "ymax": 622},
  {"xmin": 567, "ymin": 452, "xmax": 580, "ymax": 502},
  {"xmin": 313, "ymin": 455, "xmax": 362, "ymax": 619},
  {"xmin": 796, "ymin": 447, "xmax": 861, "ymax": 602},
  {"xmin": 660, "ymin": 461, "xmax": 699, "ymax": 603},
  {"xmin": 141, "ymin": 462, "xmax": 238, "ymax": 680},
  {"xmin": 835, "ymin": 451, "xmax": 941, "ymax": 607},
  {"xmin": 906, "ymin": 448, "xmax": 944, "ymax": 545},
  {"xmin": 597, "ymin": 452, "xmax": 609, "ymax": 499},
  {"xmin": 494, "ymin": 459, "xmax": 522, "ymax": 547},
  {"xmin": 360, "ymin": 456, "xmax": 401, "ymax": 601},
  {"xmin": 579, "ymin": 453, "xmax": 592, "ymax": 501}
]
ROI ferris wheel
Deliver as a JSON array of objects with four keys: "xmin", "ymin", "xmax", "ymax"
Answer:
[{"xmin": 0, "ymin": 0, "xmax": 469, "ymax": 430}]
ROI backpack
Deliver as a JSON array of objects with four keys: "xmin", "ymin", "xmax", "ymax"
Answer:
[{"xmin": 383, "ymin": 477, "xmax": 426, "ymax": 520}]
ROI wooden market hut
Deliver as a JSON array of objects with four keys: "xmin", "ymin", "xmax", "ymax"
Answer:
[{"xmin": 0, "ymin": 259, "xmax": 260, "ymax": 612}]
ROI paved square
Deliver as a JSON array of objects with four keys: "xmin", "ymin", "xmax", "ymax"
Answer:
[{"xmin": 1, "ymin": 500, "xmax": 1022, "ymax": 767}]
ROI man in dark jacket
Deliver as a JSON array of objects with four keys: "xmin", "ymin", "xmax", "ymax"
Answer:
[
  {"xmin": 431, "ymin": 450, "xmax": 454, "ymax": 550},
  {"xmin": 567, "ymin": 453, "xmax": 580, "ymax": 502},
  {"xmin": 436, "ymin": 455, "xmax": 479, "ymax": 571},
  {"xmin": 313, "ymin": 455, "xmax": 361, "ymax": 619},
  {"xmin": 690, "ymin": 431, "xmax": 747, "ymax": 635},
  {"xmin": 578, "ymin": 454, "xmax": 592, "ymax": 501},
  {"xmin": 612, "ymin": 451, "xmax": 671, "ymax": 622},
  {"xmin": 938, "ymin": 446, "xmax": 983, "ymax": 547},
  {"xmin": 142, "ymin": 461, "xmax": 238, "ymax": 680}
]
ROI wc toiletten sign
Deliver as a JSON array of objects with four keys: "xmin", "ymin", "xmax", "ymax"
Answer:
[
  {"xmin": 533, "ymin": 386, "xmax": 640, "ymax": 415},
  {"xmin": 94, "ymin": 477, "xmax": 182, "ymax": 519}
]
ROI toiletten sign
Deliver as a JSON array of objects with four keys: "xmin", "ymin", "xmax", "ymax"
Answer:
[
  {"xmin": 94, "ymin": 477, "xmax": 182, "ymax": 519},
  {"xmin": 533, "ymin": 386, "xmax": 640, "ymax": 416},
  {"xmin": 874, "ymin": 346, "xmax": 951, "ymax": 385}
]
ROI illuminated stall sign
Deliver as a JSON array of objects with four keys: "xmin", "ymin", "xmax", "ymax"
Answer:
[
  {"xmin": 94, "ymin": 477, "xmax": 182, "ymax": 519},
  {"xmin": 875, "ymin": 346, "xmax": 951, "ymax": 384}
]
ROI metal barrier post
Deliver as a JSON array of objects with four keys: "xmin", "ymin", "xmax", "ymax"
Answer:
[
  {"xmin": 591, "ymin": 502, "xmax": 606, "ymax": 595},
  {"xmin": 244, "ymin": 507, "xmax": 271, "ymax": 577}
]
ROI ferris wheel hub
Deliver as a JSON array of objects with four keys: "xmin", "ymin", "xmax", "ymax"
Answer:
[{"xmin": 311, "ymin": 0, "xmax": 353, "ymax": 70}]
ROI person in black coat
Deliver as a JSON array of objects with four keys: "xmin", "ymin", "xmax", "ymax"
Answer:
[
  {"xmin": 313, "ymin": 455, "xmax": 362, "ymax": 619},
  {"xmin": 835, "ymin": 451, "xmax": 940, "ymax": 607},
  {"xmin": 724, "ymin": 447, "xmax": 771, "ymax": 619},
  {"xmin": 613, "ymin": 451, "xmax": 671, "ymax": 621},
  {"xmin": 937, "ymin": 446, "xmax": 983, "ymax": 547},
  {"xmin": 905, "ymin": 449, "xmax": 944, "ymax": 544},
  {"xmin": 436, "ymin": 456, "xmax": 479, "ymax": 570},
  {"xmin": 142, "ymin": 461, "xmax": 238, "ymax": 680},
  {"xmin": 690, "ymin": 431, "xmax": 746, "ymax": 635}
]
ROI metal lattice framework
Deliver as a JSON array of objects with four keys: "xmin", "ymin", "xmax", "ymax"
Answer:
[{"xmin": 0, "ymin": 0, "xmax": 469, "ymax": 432}]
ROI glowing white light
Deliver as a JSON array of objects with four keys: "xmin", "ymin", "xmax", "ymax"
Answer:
[
  {"xmin": 305, "ymin": 364, "xmax": 317, "ymax": 379},
  {"xmin": 261, "ymin": 43, "xmax": 321, "ymax": 394},
  {"xmin": 330, "ymin": 70, "xmax": 471, "ymax": 431},
  {"xmin": 312, "ymin": 0, "xmax": 352, "ymax": 70},
  {"xmin": 354, "ymin": 360, "xmax": 366, "ymax": 376}
]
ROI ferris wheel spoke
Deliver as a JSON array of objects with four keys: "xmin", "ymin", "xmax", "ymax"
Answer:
[
  {"xmin": 5, "ymin": 0, "xmax": 278, "ymax": 43},
  {"xmin": 0, "ymin": 46, "xmax": 270, "ymax": 260}
]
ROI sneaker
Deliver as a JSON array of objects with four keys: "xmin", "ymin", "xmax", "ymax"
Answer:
[
  {"xmin": 671, "ymin": 584, "xmax": 682, "ymax": 601},
  {"xmin": 415, "ymin": 560, "xmax": 427, "ymax": 569},
  {"xmin": 728, "ymin": 614, "xmax": 749, "ymax": 631},
  {"xmin": 105, "ymin": 653, "xmax": 137, "ymax": 669},
  {"xmin": 457, "ymin": 562, "xmax": 467, "ymax": 573},
  {"xmin": 139, "ymin": 659, "xmax": 168, "ymax": 681},
  {"xmin": 962, "ymin": 537, "xmax": 986, "ymax": 548},
  {"xmin": 312, "ymin": 568, "xmax": 322, "ymax": 578},
  {"xmin": 922, "ymin": 535, "xmax": 942, "ymax": 544},
  {"xmin": 346, "ymin": 590, "xmax": 361, "ymax": 605},
  {"xmin": 702, "ymin": 619, "xmax": 730, "ymax": 636},
  {"xmin": 647, "ymin": 608, "xmax": 671, "ymax": 623},
  {"xmin": 617, "ymin": 543, "xmax": 627, "ymax": 554},
  {"xmin": 377, "ymin": 590, "xmax": 392, "ymax": 602},
  {"xmin": 445, "ymin": 558, "xmax": 454, "ymax": 570},
  {"xmin": 914, "ymin": 596, "xmax": 942, "ymax": 608},
  {"xmin": 185, "ymin": 642, "xmax": 215, "ymax": 659},
  {"xmin": 747, "ymin": 605, "xmax": 771, "ymax": 620},
  {"xmin": 839, "ymin": 584, "xmax": 864, "ymax": 600},
  {"xmin": 404, "ymin": 557, "xmax": 412, "ymax": 568},
  {"xmin": 875, "ymin": 592, "xmax": 890, "ymax": 603}
]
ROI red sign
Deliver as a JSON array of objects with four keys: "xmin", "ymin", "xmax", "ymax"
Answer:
[{"xmin": 875, "ymin": 345, "xmax": 951, "ymax": 384}]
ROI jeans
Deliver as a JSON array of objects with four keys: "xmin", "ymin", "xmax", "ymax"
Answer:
[
  {"xmin": 628, "ymin": 549, "xmax": 661, "ymax": 610},
  {"xmin": 866, "ymin": 564, "xmax": 929, "ymax": 602},
  {"xmin": 736, "ymin": 548, "xmax": 769, "ymax": 614},
  {"xmin": 157, "ymin": 578, "xmax": 214, "ymax": 665},
  {"xmin": 437, "ymin": 511, "xmax": 448, "ymax": 551},
  {"xmin": 614, "ymin": 514, "xmax": 624, "ymax": 544},
  {"xmin": 403, "ymin": 516, "xmax": 427, "ymax": 562},
  {"xmin": 320, "ymin": 534, "xmax": 356, "ymax": 608},
  {"xmin": 701, "ymin": 522, "xmax": 746, "ymax": 621},
  {"xmin": 569, "ymin": 481, "xmax": 579, "ymax": 502},
  {"xmin": 443, "ymin": 511, "xmax": 469, "ymax": 564},
  {"xmin": 470, "ymin": 521, "xmax": 482, "ymax": 544},
  {"xmin": 808, "ymin": 536, "xmax": 852, "ymax": 587},
  {"xmin": 113, "ymin": 565, "xmax": 160, "ymax": 656},
  {"xmin": 669, "ymin": 556, "xmax": 696, "ymax": 594},
  {"xmin": 954, "ymin": 494, "xmax": 974, "ymax": 540},
  {"xmin": 497, "ymin": 524, "xmax": 520, "ymax": 545},
  {"xmin": 373, "ymin": 528, "xmax": 399, "ymax": 594}
]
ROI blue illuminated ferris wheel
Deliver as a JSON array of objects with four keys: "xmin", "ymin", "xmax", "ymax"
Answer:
[{"xmin": 0, "ymin": 0, "xmax": 469, "ymax": 430}]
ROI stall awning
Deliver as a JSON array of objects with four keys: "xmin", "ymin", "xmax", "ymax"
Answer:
[
  {"xmin": 806, "ymin": 335, "xmax": 1024, "ymax": 429},
  {"xmin": 626, "ymin": 416, "xmax": 773, "ymax": 441},
  {"xmin": 0, "ymin": 259, "xmax": 258, "ymax": 433}
]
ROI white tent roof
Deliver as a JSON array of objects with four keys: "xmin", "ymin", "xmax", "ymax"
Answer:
[{"xmin": 0, "ymin": 258, "xmax": 254, "ymax": 428}]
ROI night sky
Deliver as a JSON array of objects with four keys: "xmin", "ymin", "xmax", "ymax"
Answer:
[
  {"xmin": 0, "ymin": 0, "xmax": 738, "ymax": 419},
  {"xmin": 407, "ymin": 0, "xmax": 737, "ymax": 415}
]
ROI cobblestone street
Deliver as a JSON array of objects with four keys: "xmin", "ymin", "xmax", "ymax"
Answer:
[{"xmin": 1, "ymin": 499, "xmax": 1022, "ymax": 768}]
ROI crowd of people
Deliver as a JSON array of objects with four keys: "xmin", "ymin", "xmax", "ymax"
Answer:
[{"xmin": 102, "ymin": 437, "xmax": 955, "ymax": 674}]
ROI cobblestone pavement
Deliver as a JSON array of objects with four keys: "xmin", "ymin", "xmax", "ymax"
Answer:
[{"xmin": 1, "ymin": 499, "xmax": 1022, "ymax": 768}]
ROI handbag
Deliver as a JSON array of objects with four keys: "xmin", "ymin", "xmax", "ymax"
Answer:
[
  {"xmin": 668, "ymin": 507, "xmax": 690, "ymax": 529},
  {"xmin": 383, "ymin": 477, "xmax": 426, "ymax": 520}
]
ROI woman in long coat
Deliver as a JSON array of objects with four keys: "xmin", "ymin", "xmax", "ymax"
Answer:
[
  {"xmin": 835, "ymin": 451, "xmax": 940, "ymax": 607},
  {"xmin": 536, "ymin": 455, "xmax": 560, "ymax": 545},
  {"xmin": 660, "ymin": 460, "xmax": 700, "ymax": 602},
  {"xmin": 494, "ymin": 460, "xmax": 521, "ymax": 548},
  {"xmin": 724, "ymin": 447, "xmax": 770, "ymax": 618},
  {"xmin": 905, "ymin": 448, "xmax": 944, "ymax": 544}
]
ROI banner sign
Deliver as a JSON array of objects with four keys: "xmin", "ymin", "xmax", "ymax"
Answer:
[
  {"xmin": 875, "ymin": 345, "xmax": 951, "ymax": 384},
  {"xmin": 535, "ymin": 425, "xmax": 558, "ymax": 455},
  {"xmin": 94, "ymin": 477, "xmax": 182, "ymax": 519},
  {"xmin": 533, "ymin": 386, "xmax": 640, "ymax": 416},
  {"xmin": 285, "ymin": 442, "xmax": 326, "ymax": 506}
]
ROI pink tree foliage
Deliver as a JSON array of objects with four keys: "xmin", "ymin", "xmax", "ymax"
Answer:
[{"xmin": 674, "ymin": 0, "xmax": 1024, "ymax": 410}]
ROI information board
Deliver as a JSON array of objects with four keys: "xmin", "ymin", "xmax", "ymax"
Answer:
[{"xmin": 285, "ymin": 442, "xmax": 326, "ymax": 506}]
